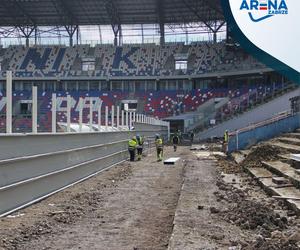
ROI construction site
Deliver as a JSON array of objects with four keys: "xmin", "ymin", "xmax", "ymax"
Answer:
[{"xmin": 0, "ymin": 0, "xmax": 299, "ymax": 249}]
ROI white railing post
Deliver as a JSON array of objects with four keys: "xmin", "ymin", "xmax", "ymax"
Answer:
[
  {"xmin": 133, "ymin": 112, "xmax": 136, "ymax": 123},
  {"xmin": 111, "ymin": 105, "xmax": 115, "ymax": 127},
  {"xmin": 121, "ymin": 110, "xmax": 125, "ymax": 127},
  {"xmin": 129, "ymin": 112, "xmax": 132, "ymax": 129},
  {"xmin": 52, "ymin": 93, "xmax": 56, "ymax": 133},
  {"xmin": 98, "ymin": 103, "xmax": 102, "ymax": 131},
  {"xmin": 67, "ymin": 95, "xmax": 71, "ymax": 132},
  {"xmin": 32, "ymin": 86, "xmax": 38, "ymax": 134},
  {"xmin": 79, "ymin": 97, "xmax": 83, "ymax": 132},
  {"xmin": 105, "ymin": 106, "xmax": 108, "ymax": 130},
  {"xmin": 117, "ymin": 106, "xmax": 120, "ymax": 127},
  {"xmin": 89, "ymin": 98, "xmax": 93, "ymax": 132},
  {"xmin": 125, "ymin": 111, "xmax": 129, "ymax": 128},
  {"xmin": 6, "ymin": 71, "xmax": 12, "ymax": 134}
]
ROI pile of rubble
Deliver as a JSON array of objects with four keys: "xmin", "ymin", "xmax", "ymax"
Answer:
[
  {"xmin": 214, "ymin": 179, "xmax": 300, "ymax": 249},
  {"xmin": 241, "ymin": 144, "xmax": 288, "ymax": 168}
]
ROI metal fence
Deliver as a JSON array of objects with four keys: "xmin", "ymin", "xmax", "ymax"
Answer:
[{"xmin": 0, "ymin": 126, "xmax": 168, "ymax": 217}]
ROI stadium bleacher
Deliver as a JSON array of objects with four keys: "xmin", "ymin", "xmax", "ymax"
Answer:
[
  {"xmin": 0, "ymin": 42, "xmax": 266, "ymax": 78},
  {"xmin": 0, "ymin": 81, "xmax": 290, "ymax": 133}
]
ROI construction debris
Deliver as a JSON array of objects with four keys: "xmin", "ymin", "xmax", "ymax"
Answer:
[{"xmin": 241, "ymin": 144, "xmax": 289, "ymax": 168}]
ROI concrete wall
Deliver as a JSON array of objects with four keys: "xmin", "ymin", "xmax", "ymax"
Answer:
[
  {"xmin": 228, "ymin": 114, "xmax": 300, "ymax": 152},
  {"xmin": 197, "ymin": 88, "xmax": 300, "ymax": 140},
  {"xmin": 0, "ymin": 124, "xmax": 168, "ymax": 217}
]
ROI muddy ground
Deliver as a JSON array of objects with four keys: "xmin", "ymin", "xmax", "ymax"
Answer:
[{"xmin": 0, "ymin": 146, "xmax": 299, "ymax": 250}]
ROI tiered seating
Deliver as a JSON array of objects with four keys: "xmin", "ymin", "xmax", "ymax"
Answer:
[
  {"xmin": 0, "ymin": 42, "xmax": 266, "ymax": 78},
  {"xmin": 0, "ymin": 83, "xmax": 286, "ymax": 133}
]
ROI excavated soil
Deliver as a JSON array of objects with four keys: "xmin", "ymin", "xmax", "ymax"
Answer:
[
  {"xmin": 0, "ymin": 145, "xmax": 299, "ymax": 250},
  {"xmin": 241, "ymin": 144, "xmax": 289, "ymax": 168}
]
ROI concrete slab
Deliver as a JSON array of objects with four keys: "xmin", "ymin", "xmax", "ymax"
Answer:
[
  {"xmin": 269, "ymin": 187, "xmax": 300, "ymax": 214},
  {"xmin": 272, "ymin": 177, "xmax": 289, "ymax": 185},
  {"xmin": 270, "ymin": 142, "xmax": 300, "ymax": 153},
  {"xmin": 270, "ymin": 186, "xmax": 300, "ymax": 199},
  {"xmin": 288, "ymin": 200, "xmax": 300, "ymax": 215},
  {"xmin": 232, "ymin": 152, "xmax": 245, "ymax": 164},
  {"xmin": 278, "ymin": 137, "xmax": 300, "ymax": 146},
  {"xmin": 284, "ymin": 133, "xmax": 300, "ymax": 139},
  {"xmin": 222, "ymin": 173, "xmax": 242, "ymax": 184},
  {"xmin": 263, "ymin": 161, "xmax": 300, "ymax": 188},
  {"xmin": 164, "ymin": 157, "xmax": 180, "ymax": 165},
  {"xmin": 190, "ymin": 145, "xmax": 208, "ymax": 151},
  {"xmin": 247, "ymin": 167, "xmax": 273, "ymax": 178}
]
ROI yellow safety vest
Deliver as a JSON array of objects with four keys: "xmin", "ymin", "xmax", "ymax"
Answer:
[
  {"xmin": 156, "ymin": 138, "xmax": 163, "ymax": 149},
  {"xmin": 128, "ymin": 140, "xmax": 137, "ymax": 150},
  {"xmin": 224, "ymin": 132, "xmax": 229, "ymax": 143}
]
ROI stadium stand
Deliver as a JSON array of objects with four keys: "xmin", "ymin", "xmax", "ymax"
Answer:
[
  {"xmin": 0, "ymin": 42, "xmax": 266, "ymax": 78},
  {"xmin": 0, "ymin": 81, "xmax": 294, "ymax": 133}
]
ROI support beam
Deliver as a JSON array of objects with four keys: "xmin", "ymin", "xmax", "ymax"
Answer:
[
  {"xmin": 156, "ymin": 0, "xmax": 165, "ymax": 45},
  {"xmin": 65, "ymin": 25, "xmax": 78, "ymax": 47},
  {"xmin": 105, "ymin": 0, "xmax": 121, "ymax": 46},
  {"xmin": 18, "ymin": 26, "xmax": 36, "ymax": 47}
]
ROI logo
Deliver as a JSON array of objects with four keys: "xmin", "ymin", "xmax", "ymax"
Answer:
[{"xmin": 240, "ymin": 0, "xmax": 288, "ymax": 22}]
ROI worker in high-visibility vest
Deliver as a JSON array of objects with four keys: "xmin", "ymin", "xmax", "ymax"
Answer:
[
  {"xmin": 136, "ymin": 134, "xmax": 144, "ymax": 161},
  {"xmin": 223, "ymin": 130, "xmax": 229, "ymax": 154},
  {"xmin": 155, "ymin": 134, "xmax": 164, "ymax": 161},
  {"xmin": 224, "ymin": 130, "xmax": 229, "ymax": 143},
  {"xmin": 172, "ymin": 133, "xmax": 180, "ymax": 152},
  {"xmin": 128, "ymin": 136, "xmax": 137, "ymax": 162}
]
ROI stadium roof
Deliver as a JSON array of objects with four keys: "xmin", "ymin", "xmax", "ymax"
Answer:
[{"xmin": 0, "ymin": 0, "xmax": 224, "ymax": 27}]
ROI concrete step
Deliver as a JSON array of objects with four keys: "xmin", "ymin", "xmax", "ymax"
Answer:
[
  {"xmin": 270, "ymin": 186, "xmax": 300, "ymax": 215},
  {"xmin": 269, "ymin": 142, "xmax": 300, "ymax": 154},
  {"xmin": 246, "ymin": 167, "xmax": 273, "ymax": 179},
  {"xmin": 284, "ymin": 133, "xmax": 300, "ymax": 140},
  {"xmin": 246, "ymin": 167, "xmax": 300, "ymax": 214},
  {"xmin": 277, "ymin": 137, "xmax": 300, "ymax": 146},
  {"xmin": 263, "ymin": 161, "xmax": 300, "ymax": 188},
  {"xmin": 272, "ymin": 176, "xmax": 290, "ymax": 185},
  {"xmin": 278, "ymin": 154, "xmax": 293, "ymax": 164}
]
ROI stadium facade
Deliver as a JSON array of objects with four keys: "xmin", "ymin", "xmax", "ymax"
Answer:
[{"xmin": 0, "ymin": 0, "xmax": 293, "ymax": 133}]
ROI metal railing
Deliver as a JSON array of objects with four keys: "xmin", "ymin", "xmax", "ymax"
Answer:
[{"xmin": 0, "ymin": 127, "xmax": 167, "ymax": 217}]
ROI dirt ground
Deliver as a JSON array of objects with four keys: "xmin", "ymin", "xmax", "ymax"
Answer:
[{"xmin": 0, "ymin": 146, "xmax": 299, "ymax": 250}]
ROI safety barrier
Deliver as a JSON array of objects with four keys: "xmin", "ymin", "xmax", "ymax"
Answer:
[
  {"xmin": 228, "ymin": 113, "xmax": 300, "ymax": 153},
  {"xmin": 0, "ymin": 124, "xmax": 168, "ymax": 217}
]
